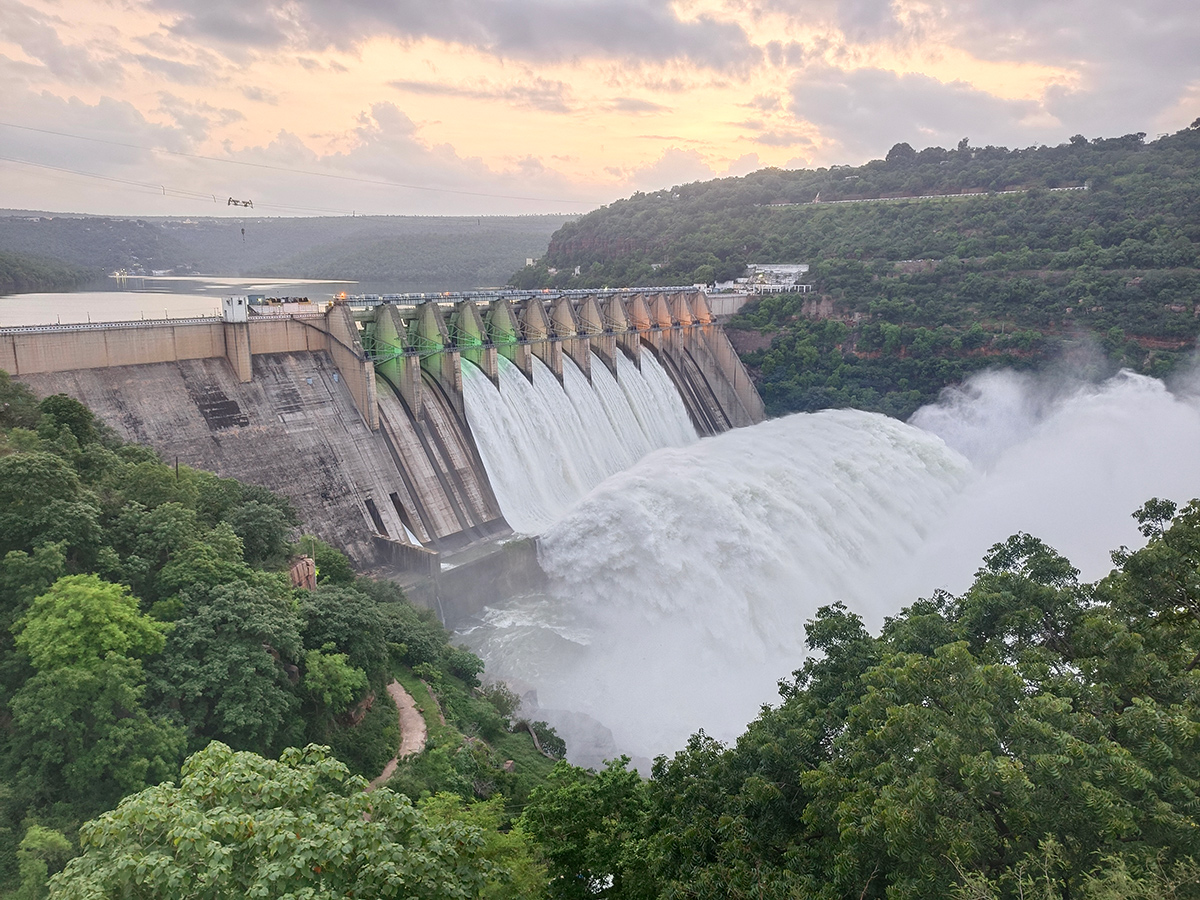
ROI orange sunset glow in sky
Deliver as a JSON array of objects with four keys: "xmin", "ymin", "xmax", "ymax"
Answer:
[{"xmin": 1, "ymin": 0, "xmax": 1197, "ymax": 215}]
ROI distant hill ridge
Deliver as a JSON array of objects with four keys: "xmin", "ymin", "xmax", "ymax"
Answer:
[
  {"xmin": 0, "ymin": 213, "xmax": 573, "ymax": 293},
  {"xmin": 506, "ymin": 124, "xmax": 1200, "ymax": 420},
  {"xmin": 512, "ymin": 125, "xmax": 1199, "ymax": 289}
]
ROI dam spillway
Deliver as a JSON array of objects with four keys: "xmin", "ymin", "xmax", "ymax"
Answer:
[
  {"xmin": 4, "ymin": 288, "xmax": 763, "ymax": 579},
  {"xmin": 463, "ymin": 351, "xmax": 697, "ymax": 535}
]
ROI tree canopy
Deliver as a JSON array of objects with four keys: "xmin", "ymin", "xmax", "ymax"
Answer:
[
  {"xmin": 48, "ymin": 742, "xmax": 494, "ymax": 900},
  {"xmin": 515, "ymin": 500, "xmax": 1200, "ymax": 900}
]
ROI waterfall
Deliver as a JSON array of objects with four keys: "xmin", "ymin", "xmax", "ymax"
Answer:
[
  {"xmin": 461, "ymin": 369, "xmax": 1200, "ymax": 763},
  {"xmin": 465, "ymin": 410, "xmax": 972, "ymax": 759},
  {"xmin": 462, "ymin": 351, "xmax": 696, "ymax": 534}
]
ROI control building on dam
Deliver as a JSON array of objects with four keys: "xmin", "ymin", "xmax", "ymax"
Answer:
[{"xmin": 3, "ymin": 288, "xmax": 764, "ymax": 576}]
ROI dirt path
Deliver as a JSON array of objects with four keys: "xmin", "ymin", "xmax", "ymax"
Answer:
[{"xmin": 369, "ymin": 680, "xmax": 427, "ymax": 791}]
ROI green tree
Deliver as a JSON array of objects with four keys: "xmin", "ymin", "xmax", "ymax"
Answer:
[
  {"xmin": 155, "ymin": 580, "xmax": 303, "ymax": 752},
  {"xmin": 520, "ymin": 759, "xmax": 650, "ymax": 900},
  {"xmin": 299, "ymin": 585, "xmax": 389, "ymax": 677},
  {"xmin": 49, "ymin": 742, "xmax": 495, "ymax": 900},
  {"xmin": 299, "ymin": 534, "xmax": 356, "ymax": 585},
  {"xmin": 0, "ymin": 370, "xmax": 42, "ymax": 430},
  {"xmin": 14, "ymin": 824, "xmax": 72, "ymax": 900},
  {"xmin": 0, "ymin": 453, "xmax": 101, "ymax": 557},
  {"xmin": 302, "ymin": 644, "xmax": 367, "ymax": 714},
  {"xmin": 13, "ymin": 575, "xmax": 166, "ymax": 675},
  {"xmin": 227, "ymin": 500, "xmax": 293, "ymax": 566},
  {"xmin": 37, "ymin": 394, "xmax": 97, "ymax": 446},
  {"xmin": 420, "ymin": 792, "xmax": 549, "ymax": 900},
  {"xmin": 8, "ymin": 575, "xmax": 183, "ymax": 813}
]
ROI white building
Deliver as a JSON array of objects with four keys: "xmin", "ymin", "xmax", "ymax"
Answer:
[
  {"xmin": 746, "ymin": 263, "xmax": 809, "ymax": 283},
  {"xmin": 744, "ymin": 263, "xmax": 812, "ymax": 294}
]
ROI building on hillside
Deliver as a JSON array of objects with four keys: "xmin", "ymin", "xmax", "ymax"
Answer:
[{"xmin": 744, "ymin": 263, "xmax": 812, "ymax": 293}]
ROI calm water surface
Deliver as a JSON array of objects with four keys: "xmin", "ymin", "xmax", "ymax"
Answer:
[{"xmin": 0, "ymin": 276, "xmax": 355, "ymax": 327}]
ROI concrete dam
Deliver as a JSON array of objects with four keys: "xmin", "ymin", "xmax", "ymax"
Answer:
[{"xmin": 3, "ymin": 288, "xmax": 764, "ymax": 579}]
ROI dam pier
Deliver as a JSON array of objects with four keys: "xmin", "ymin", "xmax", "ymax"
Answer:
[{"xmin": 3, "ymin": 287, "xmax": 763, "ymax": 614}]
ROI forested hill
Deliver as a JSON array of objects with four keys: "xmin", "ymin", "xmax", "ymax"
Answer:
[
  {"xmin": 0, "ymin": 250, "xmax": 89, "ymax": 295},
  {"xmin": 513, "ymin": 123, "xmax": 1200, "ymax": 418},
  {"xmin": 0, "ymin": 214, "xmax": 570, "ymax": 292}
]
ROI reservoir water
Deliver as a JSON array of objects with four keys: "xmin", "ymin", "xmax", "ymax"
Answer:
[{"xmin": 0, "ymin": 277, "xmax": 354, "ymax": 327}]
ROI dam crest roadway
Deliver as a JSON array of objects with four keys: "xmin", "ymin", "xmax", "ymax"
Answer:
[{"xmin": 3, "ymin": 287, "xmax": 764, "ymax": 620}]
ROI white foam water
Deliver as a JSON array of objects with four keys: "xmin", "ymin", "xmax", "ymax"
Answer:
[
  {"xmin": 462, "ymin": 351, "xmax": 696, "ymax": 534},
  {"xmin": 462, "ymin": 367, "xmax": 1200, "ymax": 761},
  {"xmin": 468, "ymin": 409, "xmax": 972, "ymax": 758}
]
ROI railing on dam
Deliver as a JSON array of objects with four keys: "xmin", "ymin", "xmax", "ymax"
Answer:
[
  {"xmin": 0, "ymin": 311, "xmax": 327, "ymax": 336},
  {"xmin": 343, "ymin": 286, "xmax": 702, "ymax": 309},
  {"xmin": 0, "ymin": 315, "xmax": 223, "ymax": 335}
]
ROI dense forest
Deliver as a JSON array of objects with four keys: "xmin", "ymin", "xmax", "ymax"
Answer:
[
  {"xmin": 0, "ymin": 370, "xmax": 558, "ymax": 898},
  {"xmin": 512, "ymin": 122, "xmax": 1200, "ymax": 417},
  {"xmin": 0, "ymin": 214, "xmax": 570, "ymax": 293},
  {"xmin": 0, "ymin": 252, "xmax": 89, "ymax": 296},
  {"xmin": 514, "ymin": 503, "xmax": 1200, "ymax": 900}
]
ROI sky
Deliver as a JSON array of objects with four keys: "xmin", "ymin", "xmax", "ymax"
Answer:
[{"xmin": 0, "ymin": 0, "xmax": 1198, "ymax": 217}]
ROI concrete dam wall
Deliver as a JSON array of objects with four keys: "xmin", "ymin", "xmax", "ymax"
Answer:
[{"xmin": 7, "ymin": 289, "xmax": 763, "ymax": 572}]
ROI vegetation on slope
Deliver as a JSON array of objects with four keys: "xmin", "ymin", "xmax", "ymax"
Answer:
[
  {"xmin": 0, "ymin": 251, "xmax": 90, "ymax": 296},
  {"xmin": 0, "ymin": 214, "xmax": 571, "ymax": 290},
  {"xmin": 512, "ymin": 123, "xmax": 1200, "ymax": 418},
  {"xmin": 7, "ymin": 367, "xmax": 1200, "ymax": 899},
  {"xmin": 0, "ymin": 371, "xmax": 554, "ymax": 898},
  {"xmin": 517, "ymin": 500, "xmax": 1200, "ymax": 900}
]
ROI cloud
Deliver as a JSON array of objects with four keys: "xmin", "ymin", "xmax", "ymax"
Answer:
[
  {"xmin": 607, "ymin": 97, "xmax": 670, "ymax": 114},
  {"xmin": 625, "ymin": 147, "xmax": 718, "ymax": 190},
  {"xmin": 151, "ymin": 0, "xmax": 759, "ymax": 71},
  {"xmin": 723, "ymin": 152, "xmax": 761, "ymax": 176},
  {"xmin": 737, "ymin": 0, "xmax": 1199, "ymax": 145},
  {"xmin": 133, "ymin": 52, "xmax": 209, "ymax": 84},
  {"xmin": 209, "ymin": 101, "xmax": 597, "ymax": 215},
  {"xmin": 833, "ymin": 0, "xmax": 904, "ymax": 44},
  {"xmin": 789, "ymin": 64, "xmax": 1048, "ymax": 160},
  {"xmin": 635, "ymin": 133, "xmax": 707, "ymax": 143},
  {"xmin": 0, "ymin": 86, "xmax": 193, "ymax": 168},
  {"xmin": 0, "ymin": 95, "xmax": 595, "ymax": 217},
  {"xmin": 745, "ymin": 93, "xmax": 783, "ymax": 111},
  {"xmin": 927, "ymin": 0, "xmax": 1200, "ymax": 137},
  {"xmin": 159, "ymin": 1, "xmax": 289, "ymax": 48},
  {"xmin": 754, "ymin": 128, "xmax": 813, "ymax": 148},
  {"xmin": 155, "ymin": 92, "xmax": 245, "ymax": 140},
  {"xmin": 390, "ymin": 77, "xmax": 574, "ymax": 114},
  {"xmin": 241, "ymin": 85, "xmax": 278, "ymax": 104},
  {"xmin": 0, "ymin": 86, "xmax": 204, "ymax": 214},
  {"xmin": 763, "ymin": 41, "xmax": 805, "ymax": 68},
  {"xmin": 0, "ymin": 0, "xmax": 124, "ymax": 82}
]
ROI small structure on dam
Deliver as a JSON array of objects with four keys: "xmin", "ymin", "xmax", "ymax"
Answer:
[{"xmin": 4, "ymin": 288, "xmax": 763, "ymax": 579}]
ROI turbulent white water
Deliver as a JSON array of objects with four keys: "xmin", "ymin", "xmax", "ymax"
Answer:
[
  {"xmin": 902, "ymin": 369, "xmax": 1200, "ymax": 597},
  {"xmin": 461, "ymin": 366, "xmax": 1200, "ymax": 763},
  {"xmin": 462, "ymin": 352, "xmax": 696, "ymax": 534}
]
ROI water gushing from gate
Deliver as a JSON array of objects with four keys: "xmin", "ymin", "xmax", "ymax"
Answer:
[{"xmin": 462, "ymin": 351, "xmax": 696, "ymax": 534}]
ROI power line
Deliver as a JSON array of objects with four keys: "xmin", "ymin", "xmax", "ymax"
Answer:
[
  {"xmin": 0, "ymin": 120, "xmax": 597, "ymax": 205},
  {"xmin": 0, "ymin": 155, "xmax": 359, "ymax": 215}
]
